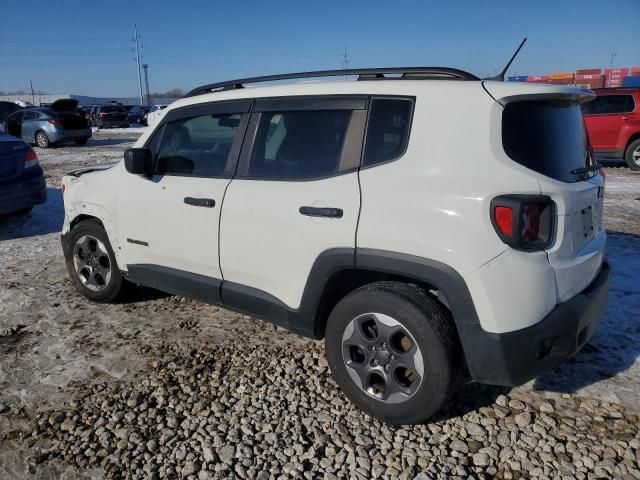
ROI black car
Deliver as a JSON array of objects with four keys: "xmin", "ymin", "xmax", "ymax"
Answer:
[
  {"xmin": 127, "ymin": 105, "xmax": 150, "ymax": 125},
  {"xmin": 94, "ymin": 105, "xmax": 129, "ymax": 129},
  {"xmin": 0, "ymin": 133, "xmax": 46, "ymax": 216},
  {"xmin": 0, "ymin": 101, "xmax": 22, "ymax": 134}
]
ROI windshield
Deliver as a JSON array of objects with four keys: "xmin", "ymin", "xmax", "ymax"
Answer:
[{"xmin": 502, "ymin": 100, "xmax": 593, "ymax": 183}]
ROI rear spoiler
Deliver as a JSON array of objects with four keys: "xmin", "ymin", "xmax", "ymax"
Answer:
[{"xmin": 482, "ymin": 81, "xmax": 596, "ymax": 106}]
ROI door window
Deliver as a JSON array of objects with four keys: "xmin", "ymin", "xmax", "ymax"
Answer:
[
  {"xmin": 582, "ymin": 95, "xmax": 635, "ymax": 115},
  {"xmin": 247, "ymin": 110, "xmax": 352, "ymax": 179},
  {"xmin": 22, "ymin": 111, "xmax": 38, "ymax": 121},
  {"xmin": 155, "ymin": 113, "xmax": 242, "ymax": 177},
  {"xmin": 362, "ymin": 98, "xmax": 413, "ymax": 167}
]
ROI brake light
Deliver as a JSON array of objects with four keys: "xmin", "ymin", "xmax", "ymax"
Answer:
[
  {"xmin": 47, "ymin": 118, "xmax": 61, "ymax": 125},
  {"xmin": 24, "ymin": 148, "xmax": 39, "ymax": 169},
  {"xmin": 491, "ymin": 195, "xmax": 554, "ymax": 251},
  {"xmin": 100, "ymin": 112, "xmax": 106, "ymax": 117}
]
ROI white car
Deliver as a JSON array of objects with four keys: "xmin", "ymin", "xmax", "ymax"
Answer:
[
  {"xmin": 145, "ymin": 104, "xmax": 168, "ymax": 126},
  {"xmin": 60, "ymin": 67, "xmax": 610, "ymax": 424}
]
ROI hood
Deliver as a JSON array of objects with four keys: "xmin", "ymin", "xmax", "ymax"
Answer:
[
  {"xmin": 66, "ymin": 162, "xmax": 118, "ymax": 177},
  {"xmin": 50, "ymin": 98, "xmax": 79, "ymax": 112}
]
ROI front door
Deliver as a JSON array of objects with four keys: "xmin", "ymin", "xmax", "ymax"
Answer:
[
  {"xmin": 219, "ymin": 97, "xmax": 366, "ymax": 311},
  {"xmin": 583, "ymin": 94, "xmax": 635, "ymax": 151},
  {"xmin": 116, "ymin": 101, "xmax": 250, "ymax": 291}
]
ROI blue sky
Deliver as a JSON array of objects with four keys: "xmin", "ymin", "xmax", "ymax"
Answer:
[{"xmin": 1, "ymin": 0, "xmax": 638, "ymax": 97}]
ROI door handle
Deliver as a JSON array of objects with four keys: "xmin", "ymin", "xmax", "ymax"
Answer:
[
  {"xmin": 299, "ymin": 206, "xmax": 343, "ymax": 218},
  {"xmin": 621, "ymin": 116, "xmax": 629, "ymax": 121},
  {"xmin": 184, "ymin": 197, "xmax": 215, "ymax": 208}
]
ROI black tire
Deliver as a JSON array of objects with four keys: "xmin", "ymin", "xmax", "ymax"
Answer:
[
  {"xmin": 64, "ymin": 219, "xmax": 124, "ymax": 303},
  {"xmin": 624, "ymin": 138, "xmax": 640, "ymax": 171},
  {"xmin": 75, "ymin": 138, "xmax": 88, "ymax": 146},
  {"xmin": 35, "ymin": 130, "xmax": 50, "ymax": 149},
  {"xmin": 325, "ymin": 281, "xmax": 461, "ymax": 425}
]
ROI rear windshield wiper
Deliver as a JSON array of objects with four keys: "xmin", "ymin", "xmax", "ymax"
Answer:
[{"xmin": 570, "ymin": 163, "xmax": 602, "ymax": 176}]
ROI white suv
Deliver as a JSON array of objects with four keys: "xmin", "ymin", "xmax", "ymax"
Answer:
[{"xmin": 61, "ymin": 67, "xmax": 610, "ymax": 424}]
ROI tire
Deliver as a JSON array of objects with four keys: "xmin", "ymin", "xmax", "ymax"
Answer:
[
  {"xmin": 35, "ymin": 130, "xmax": 50, "ymax": 149},
  {"xmin": 624, "ymin": 138, "xmax": 640, "ymax": 171},
  {"xmin": 64, "ymin": 219, "xmax": 123, "ymax": 302},
  {"xmin": 325, "ymin": 281, "xmax": 461, "ymax": 424},
  {"xmin": 75, "ymin": 138, "xmax": 88, "ymax": 146}
]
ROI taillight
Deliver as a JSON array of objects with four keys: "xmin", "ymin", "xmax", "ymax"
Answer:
[
  {"xmin": 100, "ymin": 112, "xmax": 106, "ymax": 117},
  {"xmin": 490, "ymin": 195, "xmax": 554, "ymax": 251},
  {"xmin": 24, "ymin": 148, "xmax": 39, "ymax": 169},
  {"xmin": 48, "ymin": 118, "xmax": 61, "ymax": 125}
]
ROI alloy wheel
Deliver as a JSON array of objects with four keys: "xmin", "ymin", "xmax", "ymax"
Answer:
[
  {"xmin": 341, "ymin": 312, "xmax": 424, "ymax": 404},
  {"xmin": 72, "ymin": 235, "xmax": 112, "ymax": 292},
  {"xmin": 633, "ymin": 145, "xmax": 640, "ymax": 166}
]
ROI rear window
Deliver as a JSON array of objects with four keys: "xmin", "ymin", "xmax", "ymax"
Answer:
[
  {"xmin": 581, "ymin": 95, "xmax": 635, "ymax": 115},
  {"xmin": 101, "ymin": 106, "xmax": 127, "ymax": 113},
  {"xmin": 502, "ymin": 101, "xmax": 591, "ymax": 183}
]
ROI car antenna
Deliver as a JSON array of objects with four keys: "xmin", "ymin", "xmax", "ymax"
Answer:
[{"xmin": 485, "ymin": 38, "xmax": 527, "ymax": 81}]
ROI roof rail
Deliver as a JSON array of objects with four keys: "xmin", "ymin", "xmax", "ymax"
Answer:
[{"xmin": 185, "ymin": 67, "xmax": 480, "ymax": 97}]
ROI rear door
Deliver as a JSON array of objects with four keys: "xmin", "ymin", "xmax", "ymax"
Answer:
[
  {"xmin": 20, "ymin": 111, "xmax": 39, "ymax": 142},
  {"xmin": 582, "ymin": 94, "xmax": 636, "ymax": 152},
  {"xmin": 116, "ymin": 101, "xmax": 250, "ymax": 289},
  {"xmin": 219, "ymin": 96, "xmax": 365, "ymax": 310}
]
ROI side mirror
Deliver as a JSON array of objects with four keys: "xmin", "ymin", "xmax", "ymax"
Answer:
[{"xmin": 124, "ymin": 148, "xmax": 153, "ymax": 177}]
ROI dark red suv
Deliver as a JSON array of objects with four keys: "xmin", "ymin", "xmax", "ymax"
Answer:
[{"xmin": 582, "ymin": 88, "xmax": 640, "ymax": 170}]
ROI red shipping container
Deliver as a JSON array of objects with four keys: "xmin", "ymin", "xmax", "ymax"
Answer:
[
  {"xmin": 605, "ymin": 68, "xmax": 629, "ymax": 76},
  {"xmin": 577, "ymin": 68, "xmax": 601, "ymax": 75},
  {"xmin": 527, "ymin": 75, "xmax": 548, "ymax": 83},
  {"xmin": 632, "ymin": 67, "xmax": 640, "ymax": 76},
  {"xmin": 575, "ymin": 74, "xmax": 602, "ymax": 80}
]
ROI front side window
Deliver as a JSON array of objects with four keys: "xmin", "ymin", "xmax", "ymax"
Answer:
[
  {"xmin": 581, "ymin": 95, "xmax": 635, "ymax": 115},
  {"xmin": 363, "ymin": 98, "xmax": 413, "ymax": 166},
  {"xmin": 155, "ymin": 113, "xmax": 241, "ymax": 177},
  {"xmin": 248, "ymin": 110, "xmax": 351, "ymax": 179}
]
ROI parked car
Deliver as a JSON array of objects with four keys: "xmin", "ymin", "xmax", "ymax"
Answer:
[
  {"xmin": 582, "ymin": 87, "xmax": 640, "ymax": 170},
  {"xmin": 6, "ymin": 99, "xmax": 91, "ymax": 148},
  {"xmin": 93, "ymin": 105, "xmax": 129, "ymax": 129},
  {"xmin": 127, "ymin": 105, "xmax": 150, "ymax": 125},
  {"xmin": 0, "ymin": 133, "xmax": 46, "ymax": 216},
  {"xmin": 0, "ymin": 101, "xmax": 22, "ymax": 133},
  {"xmin": 60, "ymin": 67, "xmax": 610, "ymax": 424},
  {"xmin": 145, "ymin": 104, "xmax": 168, "ymax": 126}
]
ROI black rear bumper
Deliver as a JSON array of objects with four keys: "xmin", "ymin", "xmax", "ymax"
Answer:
[{"xmin": 462, "ymin": 261, "xmax": 611, "ymax": 386}]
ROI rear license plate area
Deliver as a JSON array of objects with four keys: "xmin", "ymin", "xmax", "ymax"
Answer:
[{"xmin": 581, "ymin": 205, "xmax": 594, "ymax": 239}]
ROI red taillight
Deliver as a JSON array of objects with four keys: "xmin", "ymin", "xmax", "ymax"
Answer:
[
  {"xmin": 494, "ymin": 206, "xmax": 513, "ymax": 237},
  {"xmin": 24, "ymin": 148, "xmax": 39, "ymax": 169},
  {"xmin": 47, "ymin": 118, "xmax": 61, "ymax": 125},
  {"xmin": 491, "ymin": 195, "xmax": 554, "ymax": 251},
  {"xmin": 100, "ymin": 112, "xmax": 106, "ymax": 117}
]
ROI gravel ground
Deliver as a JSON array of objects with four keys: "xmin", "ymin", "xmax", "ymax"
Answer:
[{"xmin": 1, "ymin": 132, "xmax": 639, "ymax": 479}]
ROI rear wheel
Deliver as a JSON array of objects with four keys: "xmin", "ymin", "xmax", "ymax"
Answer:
[
  {"xmin": 624, "ymin": 138, "xmax": 640, "ymax": 171},
  {"xmin": 75, "ymin": 138, "xmax": 88, "ymax": 146},
  {"xmin": 64, "ymin": 219, "xmax": 123, "ymax": 302},
  {"xmin": 35, "ymin": 130, "xmax": 49, "ymax": 149},
  {"xmin": 325, "ymin": 281, "xmax": 461, "ymax": 424}
]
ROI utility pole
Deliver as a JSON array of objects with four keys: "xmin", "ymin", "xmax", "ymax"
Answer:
[
  {"xmin": 341, "ymin": 47, "xmax": 350, "ymax": 80},
  {"xmin": 133, "ymin": 24, "xmax": 144, "ymax": 105},
  {"xmin": 610, "ymin": 51, "xmax": 617, "ymax": 68},
  {"xmin": 142, "ymin": 64, "xmax": 150, "ymax": 106},
  {"xmin": 29, "ymin": 80, "xmax": 35, "ymax": 105}
]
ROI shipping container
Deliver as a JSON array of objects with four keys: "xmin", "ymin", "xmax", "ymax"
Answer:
[
  {"xmin": 630, "ymin": 67, "xmax": 640, "ymax": 76},
  {"xmin": 507, "ymin": 75, "xmax": 528, "ymax": 82},
  {"xmin": 622, "ymin": 76, "xmax": 640, "ymax": 87},
  {"xmin": 549, "ymin": 72, "xmax": 574, "ymax": 80},
  {"xmin": 605, "ymin": 68, "xmax": 629, "ymax": 76},
  {"xmin": 576, "ymin": 68, "xmax": 601, "ymax": 75},
  {"xmin": 526, "ymin": 75, "xmax": 548, "ymax": 83},
  {"xmin": 575, "ymin": 74, "xmax": 602, "ymax": 80},
  {"xmin": 547, "ymin": 78, "xmax": 573, "ymax": 85}
]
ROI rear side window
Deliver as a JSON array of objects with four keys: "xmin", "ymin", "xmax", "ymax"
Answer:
[
  {"xmin": 363, "ymin": 98, "xmax": 413, "ymax": 166},
  {"xmin": 248, "ymin": 110, "xmax": 351, "ymax": 179},
  {"xmin": 155, "ymin": 113, "xmax": 242, "ymax": 177},
  {"xmin": 581, "ymin": 95, "xmax": 635, "ymax": 115},
  {"xmin": 502, "ymin": 101, "xmax": 590, "ymax": 183}
]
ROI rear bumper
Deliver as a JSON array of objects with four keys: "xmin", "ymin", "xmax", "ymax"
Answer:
[
  {"xmin": 49, "ymin": 128, "xmax": 92, "ymax": 143},
  {"xmin": 99, "ymin": 119, "xmax": 129, "ymax": 127},
  {"xmin": 463, "ymin": 260, "xmax": 611, "ymax": 386},
  {"xmin": 0, "ymin": 173, "xmax": 47, "ymax": 215}
]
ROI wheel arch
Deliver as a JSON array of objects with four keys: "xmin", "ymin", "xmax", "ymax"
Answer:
[{"xmin": 625, "ymin": 132, "xmax": 640, "ymax": 151}]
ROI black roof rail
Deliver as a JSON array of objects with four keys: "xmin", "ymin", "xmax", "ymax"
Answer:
[{"xmin": 185, "ymin": 67, "xmax": 480, "ymax": 97}]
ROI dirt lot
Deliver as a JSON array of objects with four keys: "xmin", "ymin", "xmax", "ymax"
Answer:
[{"xmin": 1, "ymin": 131, "xmax": 639, "ymax": 479}]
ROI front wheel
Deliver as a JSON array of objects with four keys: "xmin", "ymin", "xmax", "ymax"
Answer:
[
  {"xmin": 35, "ymin": 130, "xmax": 50, "ymax": 148},
  {"xmin": 624, "ymin": 138, "xmax": 640, "ymax": 171},
  {"xmin": 325, "ymin": 282, "xmax": 461, "ymax": 425},
  {"xmin": 64, "ymin": 219, "xmax": 123, "ymax": 302}
]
